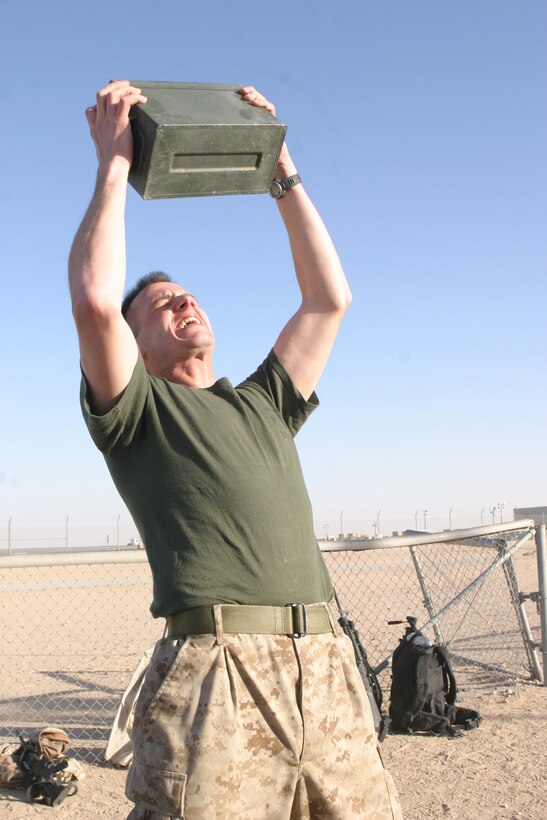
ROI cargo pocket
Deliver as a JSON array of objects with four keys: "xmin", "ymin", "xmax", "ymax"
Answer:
[{"xmin": 125, "ymin": 756, "xmax": 186, "ymax": 816}]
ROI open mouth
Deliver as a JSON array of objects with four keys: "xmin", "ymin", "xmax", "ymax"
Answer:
[{"xmin": 176, "ymin": 316, "xmax": 201, "ymax": 330}]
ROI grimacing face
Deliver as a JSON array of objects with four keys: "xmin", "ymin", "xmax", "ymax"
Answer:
[{"xmin": 126, "ymin": 282, "xmax": 214, "ymax": 365}]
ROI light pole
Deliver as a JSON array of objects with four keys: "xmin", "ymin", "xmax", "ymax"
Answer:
[
  {"xmin": 373, "ymin": 510, "xmax": 381, "ymax": 538},
  {"xmin": 497, "ymin": 501, "xmax": 505, "ymax": 524},
  {"xmin": 339, "ymin": 510, "xmax": 343, "ymax": 539},
  {"xmin": 489, "ymin": 505, "xmax": 496, "ymax": 524},
  {"xmin": 449, "ymin": 507, "xmax": 453, "ymax": 530},
  {"xmin": 414, "ymin": 509, "xmax": 418, "ymax": 530},
  {"xmin": 322, "ymin": 522, "xmax": 329, "ymax": 541},
  {"xmin": 481, "ymin": 507, "xmax": 485, "ymax": 526},
  {"xmin": 423, "ymin": 509, "xmax": 428, "ymax": 530}
]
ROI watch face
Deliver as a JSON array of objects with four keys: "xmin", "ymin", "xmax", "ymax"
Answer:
[{"xmin": 270, "ymin": 180, "xmax": 284, "ymax": 198}]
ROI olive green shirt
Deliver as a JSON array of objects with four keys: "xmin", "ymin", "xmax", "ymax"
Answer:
[{"xmin": 81, "ymin": 350, "xmax": 332, "ymax": 617}]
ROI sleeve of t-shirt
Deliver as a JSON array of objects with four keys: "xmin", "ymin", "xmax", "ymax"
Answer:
[
  {"xmin": 241, "ymin": 349, "xmax": 319, "ymax": 437},
  {"xmin": 79, "ymin": 354, "xmax": 151, "ymax": 455}
]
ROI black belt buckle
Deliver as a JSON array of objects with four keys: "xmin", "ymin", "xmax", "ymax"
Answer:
[{"xmin": 286, "ymin": 602, "xmax": 307, "ymax": 638}]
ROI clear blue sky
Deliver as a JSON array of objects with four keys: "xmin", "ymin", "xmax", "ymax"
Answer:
[{"xmin": 1, "ymin": 1, "xmax": 545, "ymax": 546}]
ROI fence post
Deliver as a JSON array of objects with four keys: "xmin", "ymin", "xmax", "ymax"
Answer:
[
  {"xmin": 536, "ymin": 524, "xmax": 547, "ymax": 685},
  {"xmin": 408, "ymin": 545, "xmax": 445, "ymax": 645}
]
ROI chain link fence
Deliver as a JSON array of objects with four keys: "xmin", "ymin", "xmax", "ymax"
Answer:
[
  {"xmin": 0, "ymin": 521, "xmax": 542, "ymax": 763},
  {"xmin": 0, "ymin": 555, "xmax": 159, "ymax": 763},
  {"xmin": 323, "ymin": 521, "xmax": 542, "ymax": 696}
]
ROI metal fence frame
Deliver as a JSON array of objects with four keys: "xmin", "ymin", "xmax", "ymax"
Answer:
[
  {"xmin": 321, "ymin": 519, "xmax": 545, "ymax": 685},
  {"xmin": 0, "ymin": 519, "xmax": 544, "ymax": 764}
]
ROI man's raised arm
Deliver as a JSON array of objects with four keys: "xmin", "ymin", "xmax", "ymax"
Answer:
[
  {"xmin": 68, "ymin": 81, "xmax": 147, "ymax": 414},
  {"xmin": 241, "ymin": 88, "xmax": 352, "ymax": 401}
]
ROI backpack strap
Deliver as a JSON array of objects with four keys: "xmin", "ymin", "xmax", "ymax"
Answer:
[
  {"xmin": 434, "ymin": 645, "xmax": 457, "ymax": 706},
  {"xmin": 397, "ymin": 642, "xmax": 431, "ymax": 730},
  {"xmin": 453, "ymin": 705, "xmax": 482, "ymax": 730},
  {"xmin": 410, "ymin": 710, "xmax": 461, "ymax": 737}
]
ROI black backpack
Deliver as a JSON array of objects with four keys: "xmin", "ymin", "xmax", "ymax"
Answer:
[{"xmin": 388, "ymin": 617, "xmax": 482, "ymax": 737}]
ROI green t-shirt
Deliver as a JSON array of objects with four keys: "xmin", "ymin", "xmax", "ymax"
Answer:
[{"xmin": 81, "ymin": 350, "xmax": 332, "ymax": 617}]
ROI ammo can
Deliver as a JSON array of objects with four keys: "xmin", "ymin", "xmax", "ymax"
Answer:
[{"xmin": 128, "ymin": 82, "xmax": 287, "ymax": 200}]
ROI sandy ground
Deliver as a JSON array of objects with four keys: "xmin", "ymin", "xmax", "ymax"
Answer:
[
  {"xmin": 0, "ymin": 541, "xmax": 545, "ymax": 818},
  {"xmin": 1, "ymin": 683, "xmax": 545, "ymax": 819}
]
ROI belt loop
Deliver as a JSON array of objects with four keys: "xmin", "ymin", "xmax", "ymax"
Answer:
[
  {"xmin": 213, "ymin": 605, "xmax": 225, "ymax": 645},
  {"xmin": 325, "ymin": 602, "xmax": 337, "ymax": 634},
  {"xmin": 286, "ymin": 603, "xmax": 307, "ymax": 638}
]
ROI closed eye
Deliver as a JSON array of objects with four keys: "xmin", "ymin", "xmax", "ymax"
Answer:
[
  {"xmin": 150, "ymin": 293, "xmax": 178, "ymax": 310},
  {"xmin": 149, "ymin": 291, "xmax": 198, "ymax": 312}
]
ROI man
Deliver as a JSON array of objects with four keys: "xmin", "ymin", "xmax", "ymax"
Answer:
[{"xmin": 69, "ymin": 80, "xmax": 402, "ymax": 819}]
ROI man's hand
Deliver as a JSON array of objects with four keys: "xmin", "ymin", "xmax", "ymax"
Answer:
[
  {"xmin": 239, "ymin": 86, "xmax": 296, "ymax": 177},
  {"xmin": 85, "ymin": 80, "xmax": 147, "ymax": 181}
]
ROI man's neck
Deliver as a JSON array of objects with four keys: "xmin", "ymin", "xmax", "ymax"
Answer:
[{"xmin": 154, "ymin": 357, "xmax": 216, "ymax": 389}]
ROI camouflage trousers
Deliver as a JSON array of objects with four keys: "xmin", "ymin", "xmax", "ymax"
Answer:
[{"xmin": 125, "ymin": 618, "xmax": 402, "ymax": 819}]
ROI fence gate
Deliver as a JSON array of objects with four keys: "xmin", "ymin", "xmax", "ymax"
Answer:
[{"xmin": 322, "ymin": 519, "xmax": 543, "ymax": 695}]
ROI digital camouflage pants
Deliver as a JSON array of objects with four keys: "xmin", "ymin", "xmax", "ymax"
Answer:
[{"xmin": 125, "ymin": 619, "xmax": 402, "ymax": 819}]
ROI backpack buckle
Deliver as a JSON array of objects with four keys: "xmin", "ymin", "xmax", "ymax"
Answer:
[{"xmin": 286, "ymin": 602, "xmax": 307, "ymax": 638}]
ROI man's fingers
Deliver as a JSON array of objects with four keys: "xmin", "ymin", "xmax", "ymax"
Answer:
[
  {"xmin": 85, "ymin": 106, "xmax": 97, "ymax": 128},
  {"xmin": 240, "ymin": 86, "xmax": 269, "ymax": 105},
  {"xmin": 115, "ymin": 91, "xmax": 147, "ymax": 122},
  {"xmin": 95, "ymin": 80, "xmax": 128, "ymax": 118},
  {"xmin": 239, "ymin": 85, "xmax": 276, "ymax": 116},
  {"xmin": 95, "ymin": 81, "xmax": 146, "ymax": 120},
  {"xmin": 96, "ymin": 79, "xmax": 130, "ymax": 104}
]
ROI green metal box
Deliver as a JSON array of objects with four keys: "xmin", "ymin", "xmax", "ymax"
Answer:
[{"xmin": 127, "ymin": 82, "xmax": 287, "ymax": 200}]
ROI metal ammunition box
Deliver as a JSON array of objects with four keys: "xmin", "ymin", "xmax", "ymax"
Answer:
[{"xmin": 127, "ymin": 82, "xmax": 287, "ymax": 200}]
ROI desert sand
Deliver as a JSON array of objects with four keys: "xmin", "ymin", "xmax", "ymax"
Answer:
[{"xmin": 0, "ymin": 541, "xmax": 544, "ymax": 818}]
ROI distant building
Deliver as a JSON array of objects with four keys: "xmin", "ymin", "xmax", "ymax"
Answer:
[
  {"xmin": 513, "ymin": 506, "xmax": 547, "ymax": 527},
  {"xmin": 317, "ymin": 533, "xmax": 373, "ymax": 543}
]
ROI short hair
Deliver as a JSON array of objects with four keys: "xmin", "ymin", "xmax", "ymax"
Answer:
[{"xmin": 122, "ymin": 271, "xmax": 173, "ymax": 319}]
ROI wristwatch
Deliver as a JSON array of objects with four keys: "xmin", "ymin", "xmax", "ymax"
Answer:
[{"xmin": 269, "ymin": 173, "xmax": 301, "ymax": 199}]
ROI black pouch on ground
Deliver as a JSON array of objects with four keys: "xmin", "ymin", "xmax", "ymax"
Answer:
[
  {"xmin": 6, "ymin": 727, "xmax": 78, "ymax": 807},
  {"xmin": 388, "ymin": 617, "xmax": 482, "ymax": 737}
]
